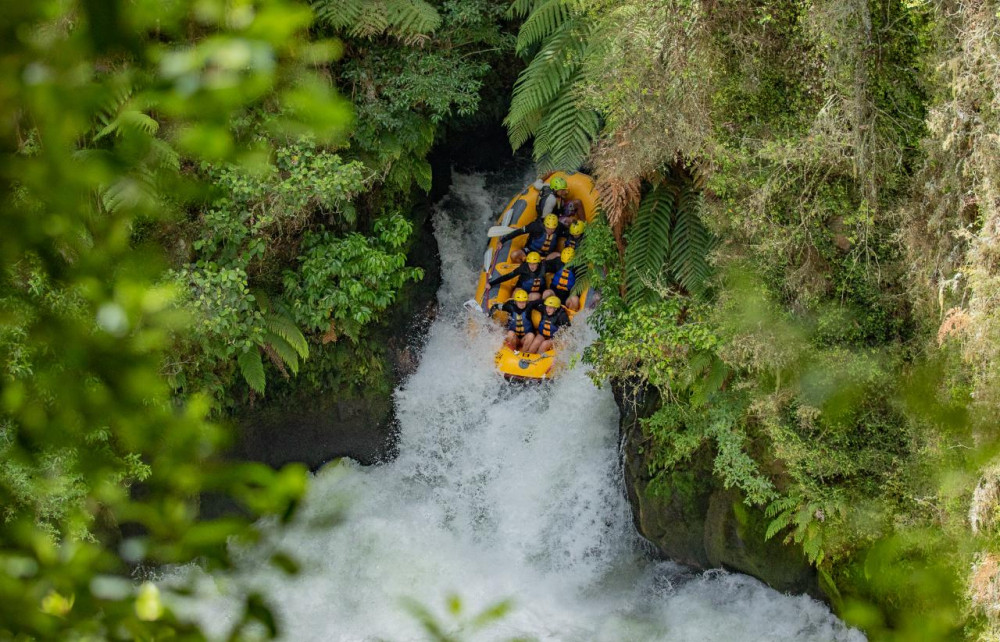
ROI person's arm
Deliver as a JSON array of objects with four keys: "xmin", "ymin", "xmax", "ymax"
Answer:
[
  {"xmin": 501, "ymin": 219, "xmax": 542, "ymax": 243},
  {"xmin": 559, "ymin": 309, "xmax": 571, "ymax": 327},
  {"xmin": 487, "ymin": 264, "xmax": 523, "ymax": 288},
  {"xmin": 499, "ymin": 225, "xmax": 530, "ymax": 243}
]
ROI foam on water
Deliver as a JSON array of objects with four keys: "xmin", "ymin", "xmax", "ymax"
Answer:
[{"xmin": 174, "ymin": 166, "xmax": 865, "ymax": 642}]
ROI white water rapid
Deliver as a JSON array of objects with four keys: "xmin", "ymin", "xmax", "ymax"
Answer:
[{"xmin": 177, "ymin": 167, "xmax": 865, "ymax": 642}]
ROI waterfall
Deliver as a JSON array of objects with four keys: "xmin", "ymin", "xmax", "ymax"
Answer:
[{"xmin": 175, "ymin": 166, "xmax": 864, "ymax": 642}]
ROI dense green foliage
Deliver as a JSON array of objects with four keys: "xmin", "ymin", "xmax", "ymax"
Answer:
[
  {"xmin": 159, "ymin": 0, "xmax": 512, "ymax": 405},
  {"xmin": 0, "ymin": 1, "xmax": 344, "ymax": 637},
  {"xmin": 8, "ymin": 0, "xmax": 1000, "ymax": 638},
  {"xmin": 0, "ymin": 0, "xmax": 513, "ymax": 638},
  {"xmin": 524, "ymin": 0, "xmax": 1000, "ymax": 638}
]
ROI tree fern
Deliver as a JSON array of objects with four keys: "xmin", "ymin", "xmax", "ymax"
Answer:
[
  {"xmin": 504, "ymin": 1, "xmax": 598, "ymax": 168},
  {"xmin": 515, "ymin": 0, "xmax": 575, "ymax": 56},
  {"xmin": 505, "ymin": 19, "xmax": 585, "ymax": 136},
  {"xmin": 532, "ymin": 80, "xmax": 600, "ymax": 172},
  {"xmin": 238, "ymin": 348, "xmax": 266, "ymax": 395},
  {"xmin": 312, "ymin": 0, "xmax": 441, "ymax": 38},
  {"xmin": 385, "ymin": 0, "xmax": 441, "ymax": 36},
  {"xmin": 624, "ymin": 186, "xmax": 675, "ymax": 305},
  {"xmin": 668, "ymin": 182, "xmax": 713, "ymax": 296},
  {"xmin": 507, "ymin": 0, "xmax": 536, "ymax": 18}
]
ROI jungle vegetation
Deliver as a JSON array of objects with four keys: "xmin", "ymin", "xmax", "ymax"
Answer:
[
  {"xmin": 501, "ymin": 0, "xmax": 1000, "ymax": 638},
  {"xmin": 3, "ymin": 0, "xmax": 1000, "ymax": 640},
  {"xmin": 0, "ymin": 0, "xmax": 512, "ymax": 638}
]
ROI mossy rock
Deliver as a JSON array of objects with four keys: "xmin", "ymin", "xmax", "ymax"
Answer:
[
  {"xmin": 618, "ymin": 383, "xmax": 714, "ymax": 567},
  {"xmin": 704, "ymin": 488, "xmax": 820, "ymax": 597},
  {"xmin": 634, "ymin": 463, "xmax": 715, "ymax": 568}
]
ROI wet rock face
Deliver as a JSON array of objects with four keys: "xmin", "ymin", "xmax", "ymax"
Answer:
[{"xmin": 616, "ymin": 382, "xmax": 821, "ymax": 597}]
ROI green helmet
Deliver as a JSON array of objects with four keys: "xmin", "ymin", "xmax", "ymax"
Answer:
[{"xmin": 549, "ymin": 176, "xmax": 568, "ymax": 191}]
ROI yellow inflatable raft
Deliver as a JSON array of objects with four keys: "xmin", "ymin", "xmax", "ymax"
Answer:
[{"xmin": 471, "ymin": 171, "xmax": 599, "ymax": 380}]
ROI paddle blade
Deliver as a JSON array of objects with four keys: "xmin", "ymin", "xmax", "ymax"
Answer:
[{"xmin": 487, "ymin": 225, "xmax": 516, "ymax": 238}]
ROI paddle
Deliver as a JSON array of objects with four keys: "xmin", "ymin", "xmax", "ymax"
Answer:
[{"xmin": 487, "ymin": 225, "xmax": 517, "ymax": 238}]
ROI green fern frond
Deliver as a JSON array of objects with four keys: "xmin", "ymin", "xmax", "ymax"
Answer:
[
  {"xmin": 313, "ymin": 0, "xmax": 440, "ymax": 37},
  {"xmin": 264, "ymin": 331, "xmax": 301, "ymax": 376},
  {"xmin": 507, "ymin": 109, "xmax": 543, "ymax": 151},
  {"xmin": 764, "ymin": 494, "xmax": 799, "ymax": 519},
  {"xmin": 264, "ymin": 313, "xmax": 309, "ymax": 360},
  {"xmin": 96, "ymin": 110, "xmax": 159, "ymax": 141},
  {"xmin": 101, "ymin": 175, "xmax": 158, "ymax": 214},
  {"xmin": 515, "ymin": 0, "xmax": 573, "ymax": 56},
  {"xmin": 507, "ymin": 0, "xmax": 537, "ymax": 19},
  {"xmin": 386, "ymin": 0, "xmax": 441, "ymax": 34},
  {"xmin": 94, "ymin": 84, "xmax": 135, "ymax": 135},
  {"xmin": 569, "ymin": 262, "xmax": 590, "ymax": 296},
  {"xmin": 624, "ymin": 186, "xmax": 675, "ymax": 305},
  {"xmin": 312, "ymin": 0, "xmax": 364, "ymax": 30},
  {"xmin": 149, "ymin": 138, "xmax": 181, "ymax": 172},
  {"xmin": 669, "ymin": 183, "xmax": 713, "ymax": 296},
  {"xmin": 533, "ymin": 83, "xmax": 599, "ymax": 172},
  {"xmin": 765, "ymin": 510, "xmax": 794, "ymax": 541},
  {"xmin": 238, "ymin": 348, "xmax": 266, "ymax": 394},
  {"xmin": 506, "ymin": 20, "xmax": 582, "ymax": 130}
]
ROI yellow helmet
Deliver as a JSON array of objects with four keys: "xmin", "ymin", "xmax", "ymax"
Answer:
[
  {"xmin": 561, "ymin": 247, "xmax": 575, "ymax": 263},
  {"xmin": 570, "ymin": 220, "xmax": 586, "ymax": 236},
  {"xmin": 550, "ymin": 176, "xmax": 568, "ymax": 191},
  {"xmin": 525, "ymin": 251, "xmax": 542, "ymax": 264},
  {"xmin": 544, "ymin": 295, "xmax": 561, "ymax": 308},
  {"xmin": 513, "ymin": 289, "xmax": 529, "ymax": 302},
  {"xmin": 543, "ymin": 214, "xmax": 559, "ymax": 230}
]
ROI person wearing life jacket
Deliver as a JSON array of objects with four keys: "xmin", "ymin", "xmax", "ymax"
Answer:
[
  {"xmin": 560, "ymin": 199, "xmax": 584, "ymax": 227},
  {"xmin": 490, "ymin": 288, "xmax": 536, "ymax": 352},
  {"xmin": 533, "ymin": 174, "xmax": 571, "ymax": 219},
  {"xmin": 524, "ymin": 295, "xmax": 572, "ymax": 355},
  {"xmin": 486, "ymin": 251, "xmax": 547, "ymax": 301},
  {"xmin": 565, "ymin": 220, "xmax": 586, "ymax": 250},
  {"xmin": 543, "ymin": 247, "xmax": 581, "ymax": 311},
  {"xmin": 505, "ymin": 213, "xmax": 568, "ymax": 263}
]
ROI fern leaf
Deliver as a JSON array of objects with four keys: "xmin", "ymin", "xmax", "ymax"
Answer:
[
  {"xmin": 533, "ymin": 86, "xmax": 600, "ymax": 171},
  {"xmin": 507, "ymin": 0, "xmax": 537, "ymax": 19},
  {"xmin": 264, "ymin": 313, "xmax": 309, "ymax": 360},
  {"xmin": 504, "ymin": 19, "xmax": 587, "ymax": 146},
  {"xmin": 386, "ymin": 0, "xmax": 441, "ymax": 35},
  {"xmin": 238, "ymin": 349, "xmax": 266, "ymax": 395},
  {"xmin": 101, "ymin": 175, "xmax": 158, "ymax": 214},
  {"xmin": 669, "ymin": 183, "xmax": 713, "ymax": 296},
  {"xmin": 312, "ymin": 0, "xmax": 364, "ymax": 30},
  {"xmin": 264, "ymin": 331, "xmax": 301, "ymax": 376},
  {"xmin": 624, "ymin": 186, "xmax": 675, "ymax": 305},
  {"xmin": 515, "ymin": 0, "xmax": 573, "ymax": 56},
  {"xmin": 507, "ymin": 109, "xmax": 543, "ymax": 151},
  {"xmin": 314, "ymin": 0, "xmax": 440, "ymax": 37},
  {"xmin": 765, "ymin": 510, "xmax": 794, "ymax": 541}
]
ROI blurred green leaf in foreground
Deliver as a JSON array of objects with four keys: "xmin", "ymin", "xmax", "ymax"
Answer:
[{"xmin": 0, "ymin": 0, "xmax": 351, "ymax": 638}]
